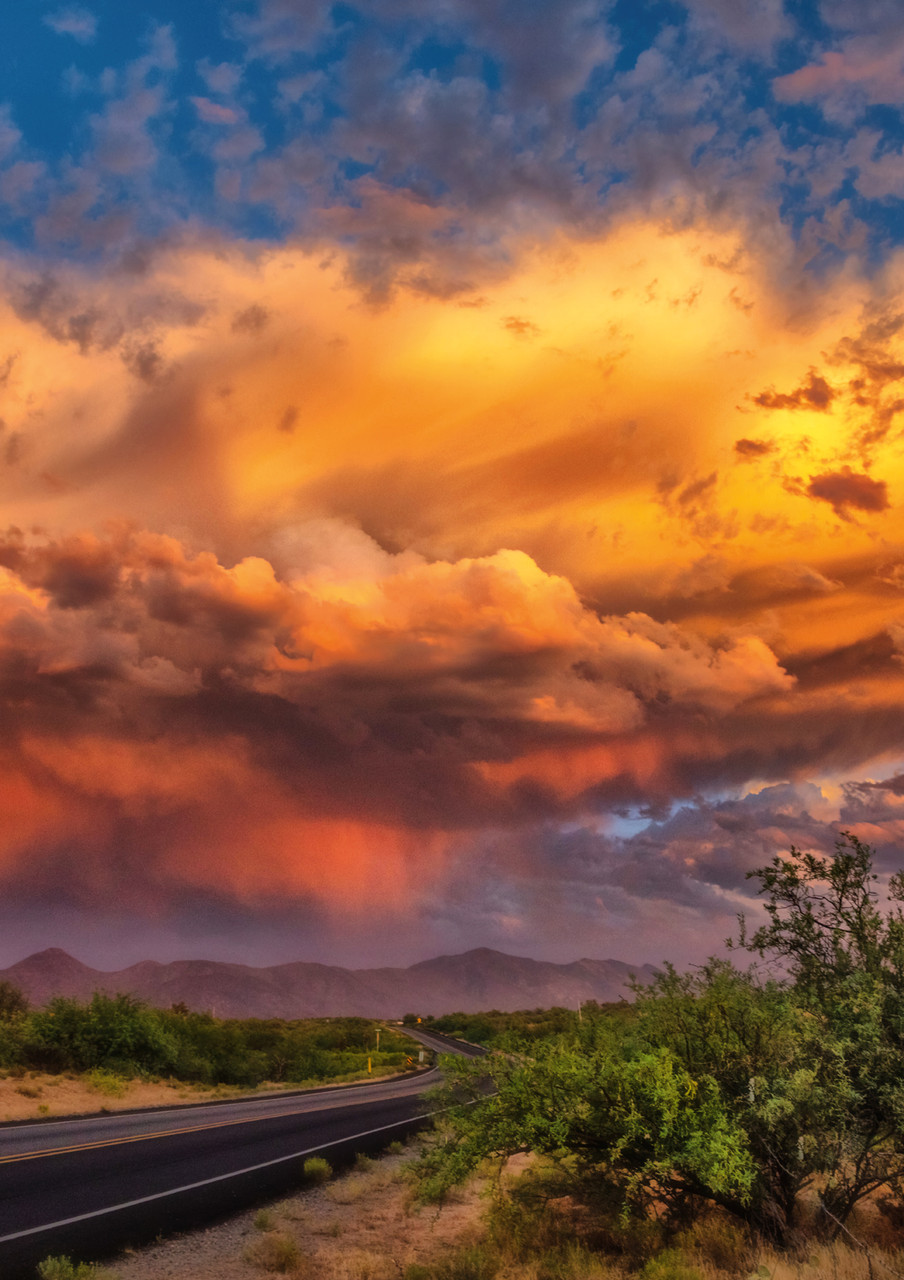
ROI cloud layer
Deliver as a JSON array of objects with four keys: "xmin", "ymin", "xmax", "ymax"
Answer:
[{"xmin": 0, "ymin": 2, "xmax": 903, "ymax": 967}]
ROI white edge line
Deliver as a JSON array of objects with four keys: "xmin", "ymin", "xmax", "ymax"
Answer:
[{"xmin": 0, "ymin": 1098, "xmax": 479, "ymax": 1246}]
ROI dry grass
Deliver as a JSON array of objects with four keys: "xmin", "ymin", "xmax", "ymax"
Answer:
[
  {"xmin": 113, "ymin": 1140, "xmax": 491, "ymax": 1280},
  {"xmin": 108, "ymin": 1139, "xmax": 904, "ymax": 1280},
  {"xmin": 242, "ymin": 1232, "xmax": 305, "ymax": 1274},
  {"xmin": 323, "ymin": 1247, "xmax": 396, "ymax": 1280},
  {"xmin": 325, "ymin": 1163, "xmax": 400, "ymax": 1205},
  {"xmin": 0, "ymin": 1071, "xmax": 269, "ymax": 1120},
  {"xmin": 0, "ymin": 1067, "xmax": 414, "ymax": 1122}
]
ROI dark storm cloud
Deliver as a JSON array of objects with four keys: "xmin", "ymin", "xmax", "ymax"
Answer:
[
  {"xmin": 754, "ymin": 370, "xmax": 835, "ymax": 411},
  {"xmin": 231, "ymin": 304, "xmax": 270, "ymax": 334},
  {"xmin": 734, "ymin": 437, "xmax": 776, "ymax": 458},
  {"xmin": 806, "ymin": 466, "xmax": 890, "ymax": 518}
]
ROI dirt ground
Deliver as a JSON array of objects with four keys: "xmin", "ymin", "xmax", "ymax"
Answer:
[
  {"xmin": 0, "ymin": 1068, "xmax": 412, "ymax": 1123},
  {"xmin": 111, "ymin": 1143, "xmax": 487, "ymax": 1280},
  {"xmin": 0, "ymin": 1072, "xmax": 306, "ymax": 1122}
]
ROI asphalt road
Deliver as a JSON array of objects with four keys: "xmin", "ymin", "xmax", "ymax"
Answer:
[
  {"xmin": 0, "ymin": 1029, "xmax": 486, "ymax": 1276},
  {"xmin": 400, "ymin": 1027, "xmax": 487, "ymax": 1059}
]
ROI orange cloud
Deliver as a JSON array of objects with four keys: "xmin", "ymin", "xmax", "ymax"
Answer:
[{"xmin": 2, "ymin": 215, "xmax": 904, "ymax": 944}]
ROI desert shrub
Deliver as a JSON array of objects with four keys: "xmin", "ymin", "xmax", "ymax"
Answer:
[
  {"xmin": 243, "ymin": 1231, "xmax": 303, "ymax": 1273},
  {"xmin": 0, "ymin": 980, "xmax": 28, "ymax": 1020},
  {"xmin": 416, "ymin": 835, "xmax": 904, "ymax": 1247},
  {"xmin": 37, "ymin": 1257, "xmax": 117, "ymax": 1280},
  {"xmin": 86, "ymin": 1068, "xmax": 129, "ymax": 1097},
  {"xmin": 638, "ymin": 1250, "xmax": 703, "ymax": 1280},
  {"xmin": 302, "ymin": 1155, "xmax": 332, "ymax": 1184},
  {"xmin": 28, "ymin": 993, "xmax": 178, "ymax": 1076}
]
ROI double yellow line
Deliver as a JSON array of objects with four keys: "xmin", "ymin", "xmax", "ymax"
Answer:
[{"xmin": 0, "ymin": 1104, "xmax": 325, "ymax": 1166}]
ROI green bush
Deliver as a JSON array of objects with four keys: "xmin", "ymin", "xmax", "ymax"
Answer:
[
  {"xmin": 302, "ymin": 1156, "xmax": 332, "ymax": 1184},
  {"xmin": 28, "ymin": 993, "xmax": 178, "ymax": 1076},
  {"xmin": 638, "ymin": 1250, "xmax": 703, "ymax": 1280},
  {"xmin": 0, "ymin": 980, "xmax": 28, "ymax": 1020},
  {"xmin": 37, "ymin": 1256, "xmax": 117, "ymax": 1280},
  {"xmin": 415, "ymin": 835, "xmax": 904, "ymax": 1248},
  {"xmin": 86, "ymin": 1068, "xmax": 129, "ymax": 1097}
]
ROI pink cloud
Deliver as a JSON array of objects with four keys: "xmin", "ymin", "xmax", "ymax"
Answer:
[
  {"xmin": 190, "ymin": 96, "xmax": 241, "ymax": 125},
  {"xmin": 774, "ymin": 48, "xmax": 904, "ymax": 103}
]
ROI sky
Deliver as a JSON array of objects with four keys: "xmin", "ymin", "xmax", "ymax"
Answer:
[{"xmin": 1, "ymin": 0, "xmax": 904, "ymax": 972}]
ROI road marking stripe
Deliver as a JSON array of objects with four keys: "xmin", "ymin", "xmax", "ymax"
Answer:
[
  {"xmin": 0, "ymin": 1067, "xmax": 441, "ymax": 1137},
  {"xmin": 0, "ymin": 1077, "xmax": 439, "ymax": 1166},
  {"xmin": 0, "ymin": 1105, "xmax": 477, "ymax": 1245}
]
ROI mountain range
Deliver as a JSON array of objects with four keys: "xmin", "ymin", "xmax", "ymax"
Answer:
[{"xmin": 0, "ymin": 947, "xmax": 658, "ymax": 1019}]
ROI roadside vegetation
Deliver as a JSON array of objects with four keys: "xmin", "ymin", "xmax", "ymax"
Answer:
[
  {"xmin": 408, "ymin": 1003, "xmax": 636, "ymax": 1048},
  {"xmin": 43, "ymin": 1130, "xmax": 904, "ymax": 1280},
  {"xmin": 0, "ymin": 992, "xmax": 417, "ymax": 1094},
  {"xmin": 413, "ymin": 833, "xmax": 904, "ymax": 1275},
  {"xmin": 24, "ymin": 832, "xmax": 904, "ymax": 1280}
]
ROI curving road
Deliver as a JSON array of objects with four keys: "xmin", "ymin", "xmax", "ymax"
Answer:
[{"xmin": 0, "ymin": 1029, "xmax": 485, "ymax": 1277}]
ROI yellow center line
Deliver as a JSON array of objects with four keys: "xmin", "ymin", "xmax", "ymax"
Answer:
[{"xmin": 0, "ymin": 1097, "xmax": 374, "ymax": 1166}]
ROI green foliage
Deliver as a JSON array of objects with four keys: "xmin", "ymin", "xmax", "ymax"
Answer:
[
  {"xmin": 37, "ymin": 1256, "xmax": 117, "ymax": 1280},
  {"xmin": 0, "ymin": 981, "xmax": 29, "ymax": 1069},
  {"xmin": 302, "ymin": 1156, "xmax": 332, "ymax": 1184},
  {"xmin": 415, "ymin": 834, "xmax": 904, "ymax": 1247},
  {"xmin": 10, "ymin": 995, "xmax": 408, "ymax": 1090},
  {"xmin": 0, "ymin": 980, "xmax": 28, "ymax": 1020},
  {"xmin": 738, "ymin": 831, "xmax": 904, "ymax": 1231},
  {"xmin": 417, "ymin": 1036, "xmax": 755, "ymax": 1217},
  {"xmin": 29, "ymin": 993, "xmax": 179, "ymax": 1076},
  {"xmin": 638, "ymin": 1249, "xmax": 703, "ymax": 1280},
  {"xmin": 86, "ymin": 1068, "xmax": 129, "ymax": 1097},
  {"xmin": 429, "ymin": 1003, "xmax": 632, "ymax": 1049}
]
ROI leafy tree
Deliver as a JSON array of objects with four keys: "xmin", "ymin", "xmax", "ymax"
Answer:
[
  {"xmin": 415, "ymin": 834, "xmax": 904, "ymax": 1244},
  {"xmin": 417, "ymin": 1029, "xmax": 756, "ymax": 1220},
  {"xmin": 632, "ymin": 960, "xmax": 853, "ymax": 1240},
  {"xmin": 739, "ymin": 831, "xmax": 904, "ymax": 1230},
  {"xmin": 28, "ymin": 993, "xmax": 179, "ymax": 1075},
  {"xmin": 0, "ymin": 980, "xmax": 28, "ymax": 1020}
]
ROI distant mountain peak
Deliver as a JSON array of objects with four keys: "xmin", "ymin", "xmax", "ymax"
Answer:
[{"xmin": 0, "ymin": 947, "xmax": 655, "ymax": 1019}]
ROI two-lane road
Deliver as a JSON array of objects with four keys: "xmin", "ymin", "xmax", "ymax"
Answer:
[{"xmin": 0, "ymin": 1029, "xmax": 486, "ymax": 1277}]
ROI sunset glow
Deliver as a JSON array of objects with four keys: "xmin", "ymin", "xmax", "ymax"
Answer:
[{"xmin": 2, "ymin": 0, "xmax": 904, "ymax": 969}]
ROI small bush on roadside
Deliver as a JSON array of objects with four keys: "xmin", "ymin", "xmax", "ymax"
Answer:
[
  {"xmin": 354, "ymin": 1151, "xmax": 374, "ymax": 1171},
  {"xmin": 254, "ymin": 1208, "xmax": 276, "ymax": 1230},
  {"xmin": 37, "ymin": 1256, "xmax": 117, "ymax": 1280},
  {"xmin": 386, "ymin": 1140, "xmax": 405, "ymax": 1155},
  {"xmin": 86, "ymin": 1068, "xmax": 128, "ymax": 1097},
  {"xmin": 637, "ymin": 1249, "xmax": 704, "ymax": 1280},
  {"xmin": 243, "ymin": 1231, "xmax": 303, "ymax": 1273},
  {"xmin": 302, "ymin": 1155, "xmax": 332, "ymax": 1184}
]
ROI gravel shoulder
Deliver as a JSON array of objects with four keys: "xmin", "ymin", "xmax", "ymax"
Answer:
[{"xmin": 111, "ymin": 1142, "xmax": 485, "ymax": 1280}]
